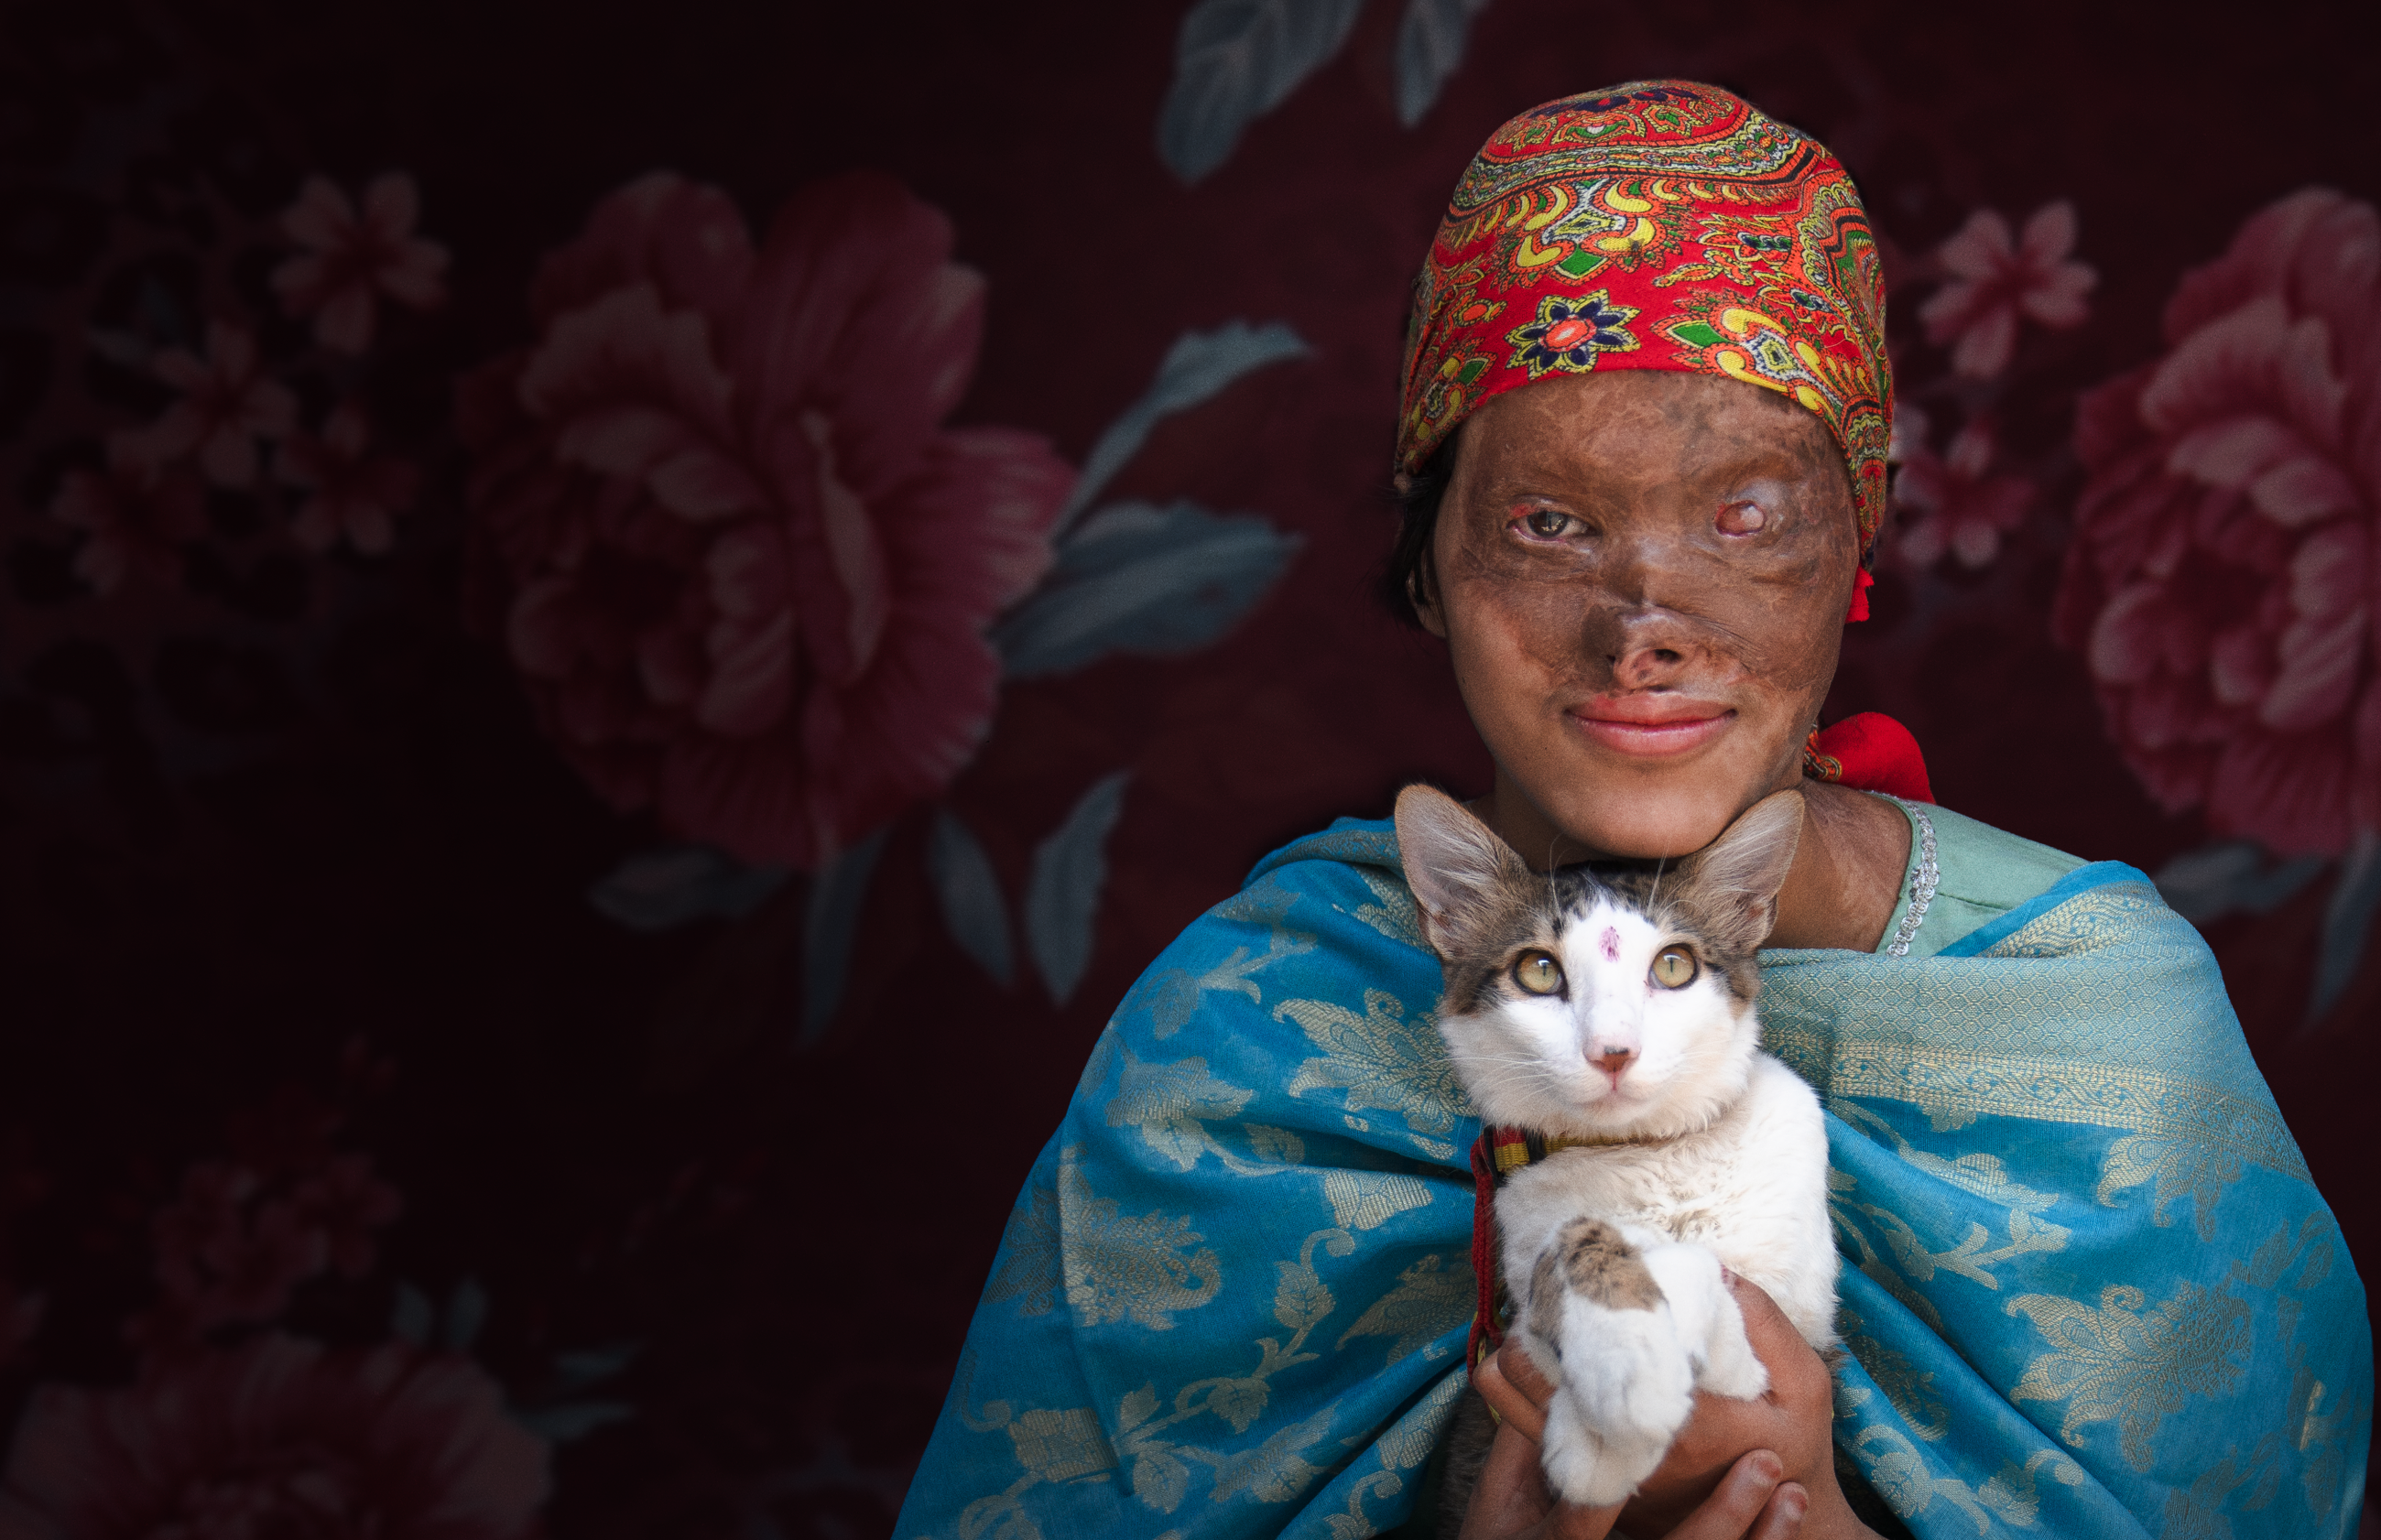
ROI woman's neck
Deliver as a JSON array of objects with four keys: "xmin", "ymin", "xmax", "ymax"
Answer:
[
  {"xmin": 1766, "ymin": 781, "xmax": 1910, "ymax": 951},
  {"xmin": 1464, "ymin": 778, "xmax": 1911, "ymax": 952}
]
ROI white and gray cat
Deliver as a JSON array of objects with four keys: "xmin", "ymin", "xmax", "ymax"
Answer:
[{"xmin": 1394, "ymin": 785, "xmax": 1836, "ymax": 1520}]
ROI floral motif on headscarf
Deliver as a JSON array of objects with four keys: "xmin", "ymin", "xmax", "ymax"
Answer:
[{"xmin": 1397, "ymin": 81, "xmax": 1894, "ymax": 558}]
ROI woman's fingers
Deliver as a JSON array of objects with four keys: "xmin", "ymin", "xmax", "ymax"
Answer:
[
  {"xmin": 1476, "ymin": 1346, "xmax": 1551, "ymax": 1443},
  {"xmin": 1666, "ymin": 1450, "xmax": 1794, "ymax": 1538},
  {"xmin": 1749, "ymin": 1484, "xmax": 1810, "ymax": 1539},
  {"xmin": 1728, "ymin": 1276, "xmax": 1828, "ymax": 1410},
  {"xmin": 1458, "ymin": 1418, "xmax": 1623, "ymax": 1540}
]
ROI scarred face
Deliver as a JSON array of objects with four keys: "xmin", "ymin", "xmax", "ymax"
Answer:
[{"xmin": 1414, "ymin": 371, "xmax": 1859, "ymax": 862}]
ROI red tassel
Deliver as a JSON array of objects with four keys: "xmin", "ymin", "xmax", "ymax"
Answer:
[
  {"xmin": 1845, "ymin": 566, "xmax": 1874, "ymax": 623},
  {"xmin": 1803, "ymin": 711, "xmax": 1932, "ymax": 802},
  {"xmin": 1466, "ymin": 1134, "xmax": 1501, "ymax": 1371}
]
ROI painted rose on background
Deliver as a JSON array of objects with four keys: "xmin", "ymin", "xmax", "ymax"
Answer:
[
  {"xmin": 0, "ymin": 1335, "xmax": 549, "ymax": 1540},
  {"xmin": 459, "ymin": 171, "xmax": 1072, "ymax": 872},
  {"xmin": 2057, "ymin": 188, "xmax": 2379, "ymax": 859},
  {"xmin": 479, "ymin": 171, "xmax": 1314, "ymax": 1034}
]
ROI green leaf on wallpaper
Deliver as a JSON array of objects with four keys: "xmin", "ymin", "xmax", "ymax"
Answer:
[
  {"xmin": 799, "ymin": 828, "xmax": 892, "ymax": 1047},
  {"xmin": 2151, "ymin": 840, "xmax": 2325, "ymax": 926},
  {"xmin": 554, "ymin": 1340, "xmax": 642, "ymax": 1394},
  {"xmin": 1027, "ymin": 773, "xmax": 1131, "ymax": 1006},
  {"xmin": 391, "ymin": 1281, "xmax": 434, "ymax": 1346},
  {"xmin": 2307, "ymin": 830, "xmax": 2380, "ymax": 1028},
  {"xmin": 514, "ymin": 1400, "xmax": 636, "ymax": 1443},
  {"xmin": 996, "ymin": 500, "xmax": 1303, "ymax": 678},
  {"xmin": 1062, "ymin": 320, "xmax": 1310, "ymax": 531},
  {"xmin": 930, "ymin": 808, "xmax": 1016, "ymax": 985},
  {"xmin": 1158, "ymin": 0, "xmax": 1364, "ymax": 182},
  {"xmin": 586, "ymin": 842, "xmax": 788, "ymax": 932},
  {"xmin": 1394, "ymin": 0, "xmax": 1493, "ymax": 126},
  {"xmin": 444, "ymin": 1275, "xmax": 490, "ymax": 1352}
]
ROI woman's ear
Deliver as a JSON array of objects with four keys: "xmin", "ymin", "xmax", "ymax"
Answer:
[{"xmin": 1409, "ymin": 556, "xmax": 1447, "ymax": 638}]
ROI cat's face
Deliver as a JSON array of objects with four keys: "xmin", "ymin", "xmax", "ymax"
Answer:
[{"xmin": 1394, "ymin": 786, "xmax": 1804, "ymax": 1140}]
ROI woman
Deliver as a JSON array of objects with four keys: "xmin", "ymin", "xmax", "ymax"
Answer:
[{"xmin": 895, "ymin": 82, "xmax": 2371, "ymax": 1540}]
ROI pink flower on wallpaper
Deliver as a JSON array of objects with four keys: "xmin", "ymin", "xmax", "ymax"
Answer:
[
  {"xmin": 282, "ymin": 404, "xmax": 420, "ymax": 553},
  {"xmin": 295, "ymin": 1155, "xmax": 406, "ymax": 1278},
  {"xmin": 1893, "ymin": 418, "xmax": 2033, "ymax": 569},
  {"xmin": 1919, "ymin": 201, "xmax": 2096, "ymax": 378},
  {"xmin": 133, "ymin": 320, "xmax": 297, "ymax": 488},
  {"xmin": 0, "ymin": 1334, "xmax": 548, "ymax": 1539},
  {"xmin": 274, "ymin": 172, "xmax": 450, "ymax": 354},
  {"xmin": 49, "ymin": 436, "xmax": 207, "ymax": 593},
  {"xmin": 460, "ymin": 171, "xmax": 1071, "ymax": 869},
  {"xmin": 134, "ymin": 1155, "xmax": 401, "ymax": 1354},
  {"xmin": 2056, "ymin": 188, "xmax": 2380, "ymax": 856}
]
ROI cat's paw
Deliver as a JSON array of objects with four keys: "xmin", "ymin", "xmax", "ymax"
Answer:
[
  {"xmin": 1642, "ymin": 1246, "xmax": 1768, "ymax": 1402},
  {"xmin": 1540, "ymin": 1394, "xmax": 1670, "ymax": 1509},
  {"xmin": 1522, "ymin": 1220, "xmax": 1699, "ymax": 1505}
]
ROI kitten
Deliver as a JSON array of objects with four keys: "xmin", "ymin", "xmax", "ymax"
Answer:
[{"xmin": 1393, "ymin": 786, "xmax": 1837, "ymax": 1523}]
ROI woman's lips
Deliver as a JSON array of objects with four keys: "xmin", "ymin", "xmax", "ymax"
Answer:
[{"xmin": 1569, "ymin": 699, "xmax": 1734, "ymax": 758}]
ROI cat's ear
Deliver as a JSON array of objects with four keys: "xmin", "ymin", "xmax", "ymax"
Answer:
[
  {"xmin": 1676, "ymin": 789, "xmax": 1806, "ymax": 952},
  {"xmin": 1394, "ymin": 785, "xmax": 1530, "ymax": 956}
]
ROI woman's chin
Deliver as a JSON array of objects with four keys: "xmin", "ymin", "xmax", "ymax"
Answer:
[{"xmin": 1537, "ymin": 765, "xmax": 1792, "ymax": 860}]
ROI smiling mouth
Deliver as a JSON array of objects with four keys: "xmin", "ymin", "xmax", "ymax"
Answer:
[{"xmin": 1569, "ymin": 697, "xmax": 1734, "ymax": 758}]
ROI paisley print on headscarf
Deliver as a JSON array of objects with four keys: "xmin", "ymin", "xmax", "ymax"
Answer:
[{"xmin": 1397, "ymin": 81, "xmax": 1894, "ymax": 562}]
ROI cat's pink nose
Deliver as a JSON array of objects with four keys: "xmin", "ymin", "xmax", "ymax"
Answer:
[{"xmin": 1593, "ymin": 1047, "xmax": 1636, "ymax": 1079}]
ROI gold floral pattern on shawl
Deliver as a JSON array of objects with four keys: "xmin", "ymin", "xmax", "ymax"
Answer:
[
  {"xmin": 1312, "ymin": 1372, "xmax": 1469, "ymax": 1538},
  {"xmin": 1760, "ymin": 880, "xmax": 2309, "ymax": 1182},
  {"xmin": 1104, "ymin": 1051, "xmax": 1256, "ymax": 1171},
  {"xmin": 1126, "ymin": 874, "xmax": 1316, "ymax": 1040},
  {"xmin": 984, "ymin": 1178, "xmax": 1062, "ymax": 1318},
  {"xmin": 1321, "ymin": 1169, "xmax": 1434, "ymax": 1232},
  {"xmin": 1346, "ymin": 865, "xmax": 1426, "ymax": 946},
  {"xmin": 1838, "ymin": 1307, "xmax": 1949, "ymax": 1440},
  {"xmin": 1841, "ymin": 1402, "xmax": 2086, "ymax": 1534},
  {"xmin": 2093, "ymin": 1134, "xmax": 2243, "ymax": 1242},
  {"xmin": 1976, "ymin": 880, "xmax": 2162, "ymax": 958},
  {"xmin": 1334, "ymin": 1253, "xmax": 1472, "ymax": 1365},
  {"xmin": 1006, "ymin": 1405, "xmax": 1118, "ymax": 1485},
  {"xmin": 1054, "ymin": 1146, "xmax": 1223, "ymax": 1330},
  {"xmin": 2006, "ymin": 1280, "xmax": 2250, "ymax": 1470},
  {"xmin": 1275, "ymin": 988, "xmax": 1470, "ymax": 1156}
]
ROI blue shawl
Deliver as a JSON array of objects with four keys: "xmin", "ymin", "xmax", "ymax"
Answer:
[{"xmin": 897, "ymin": 820, "xmax": 2371, "ymax": 1538}]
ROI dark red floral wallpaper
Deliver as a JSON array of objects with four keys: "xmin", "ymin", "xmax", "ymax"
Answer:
[{"xmin": 0, "ymin": 0, "xmax": 2374, "ymax": 1535}]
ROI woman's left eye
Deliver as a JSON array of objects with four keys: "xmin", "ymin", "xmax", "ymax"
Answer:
[
  {"xmin": 1649, "ymin": 948, "xmax": 1698, "ymax": 989},
  {"xmin": 1517, "ymin": 509, "xmax": 1576, "ymax": 539}
]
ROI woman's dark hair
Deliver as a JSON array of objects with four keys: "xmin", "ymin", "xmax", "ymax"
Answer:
[{"xmin": 1377, "ymin": 428, "xmax": 1460, "ymax": 628}]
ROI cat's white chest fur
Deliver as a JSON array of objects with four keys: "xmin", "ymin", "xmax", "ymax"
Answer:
[{"xmin": 1493, "ymin": 1052, "xmax": 1839, "ymax": 1350}]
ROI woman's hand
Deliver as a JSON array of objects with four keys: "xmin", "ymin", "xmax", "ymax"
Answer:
[{"xmin": 1458, "ymin": 1274, "xmax": 1879, "ymax": 1539}]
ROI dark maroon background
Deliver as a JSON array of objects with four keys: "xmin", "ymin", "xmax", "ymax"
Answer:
[{"xmin": 0, "ymin": 1, "xmax": 2374, "ymax": 1534}]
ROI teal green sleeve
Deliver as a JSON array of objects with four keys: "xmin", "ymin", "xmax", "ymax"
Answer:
[{"xmin": 1875, "ymin": 798, "xmax": 2089, "ymax": 960}]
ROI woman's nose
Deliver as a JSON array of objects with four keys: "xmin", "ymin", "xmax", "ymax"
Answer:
[{"xmin": 1588, "ymin": 604, "xmax": 1701, "ymax": 688}]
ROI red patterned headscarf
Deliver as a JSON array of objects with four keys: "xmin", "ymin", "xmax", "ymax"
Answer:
[{"xmin": 1397, "ymin": 81, "xmax": 1893, "ymax": 613}]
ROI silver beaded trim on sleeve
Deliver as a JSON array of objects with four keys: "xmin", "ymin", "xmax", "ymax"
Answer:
[{"xmin": 1876, "ymin": 794, "xmax": 1939, "ymax": 959}]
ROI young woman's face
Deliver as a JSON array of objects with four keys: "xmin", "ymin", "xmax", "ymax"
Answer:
[{"xmin": 1417, "ymin": 370, "xmax": 1859, "ymax": 862}]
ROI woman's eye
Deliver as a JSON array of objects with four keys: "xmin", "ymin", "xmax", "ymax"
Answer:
[
  {"xmin": 1513, "ymin": 950, "xmax": 1566, "ymax": 995},
  {"xmin": 1650, "ymin": 948, "xmax": 1698, "ymax": 989},
  {"xmin": 1518, "ymin": 509, "xmax": 1575, "ymax": 539},
  {"xmin": 1715, "ymin": 501, "xmax": 1767, "ymax": 536}
]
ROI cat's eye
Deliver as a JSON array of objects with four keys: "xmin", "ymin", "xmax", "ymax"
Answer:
[
  {"xmin": 1650, "ymin": 948, "xmax": 1698, "ymax": 989},
  {"xmin": 1513, "ymin": 950, "xmax": 1566, "ymax": 995}
]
